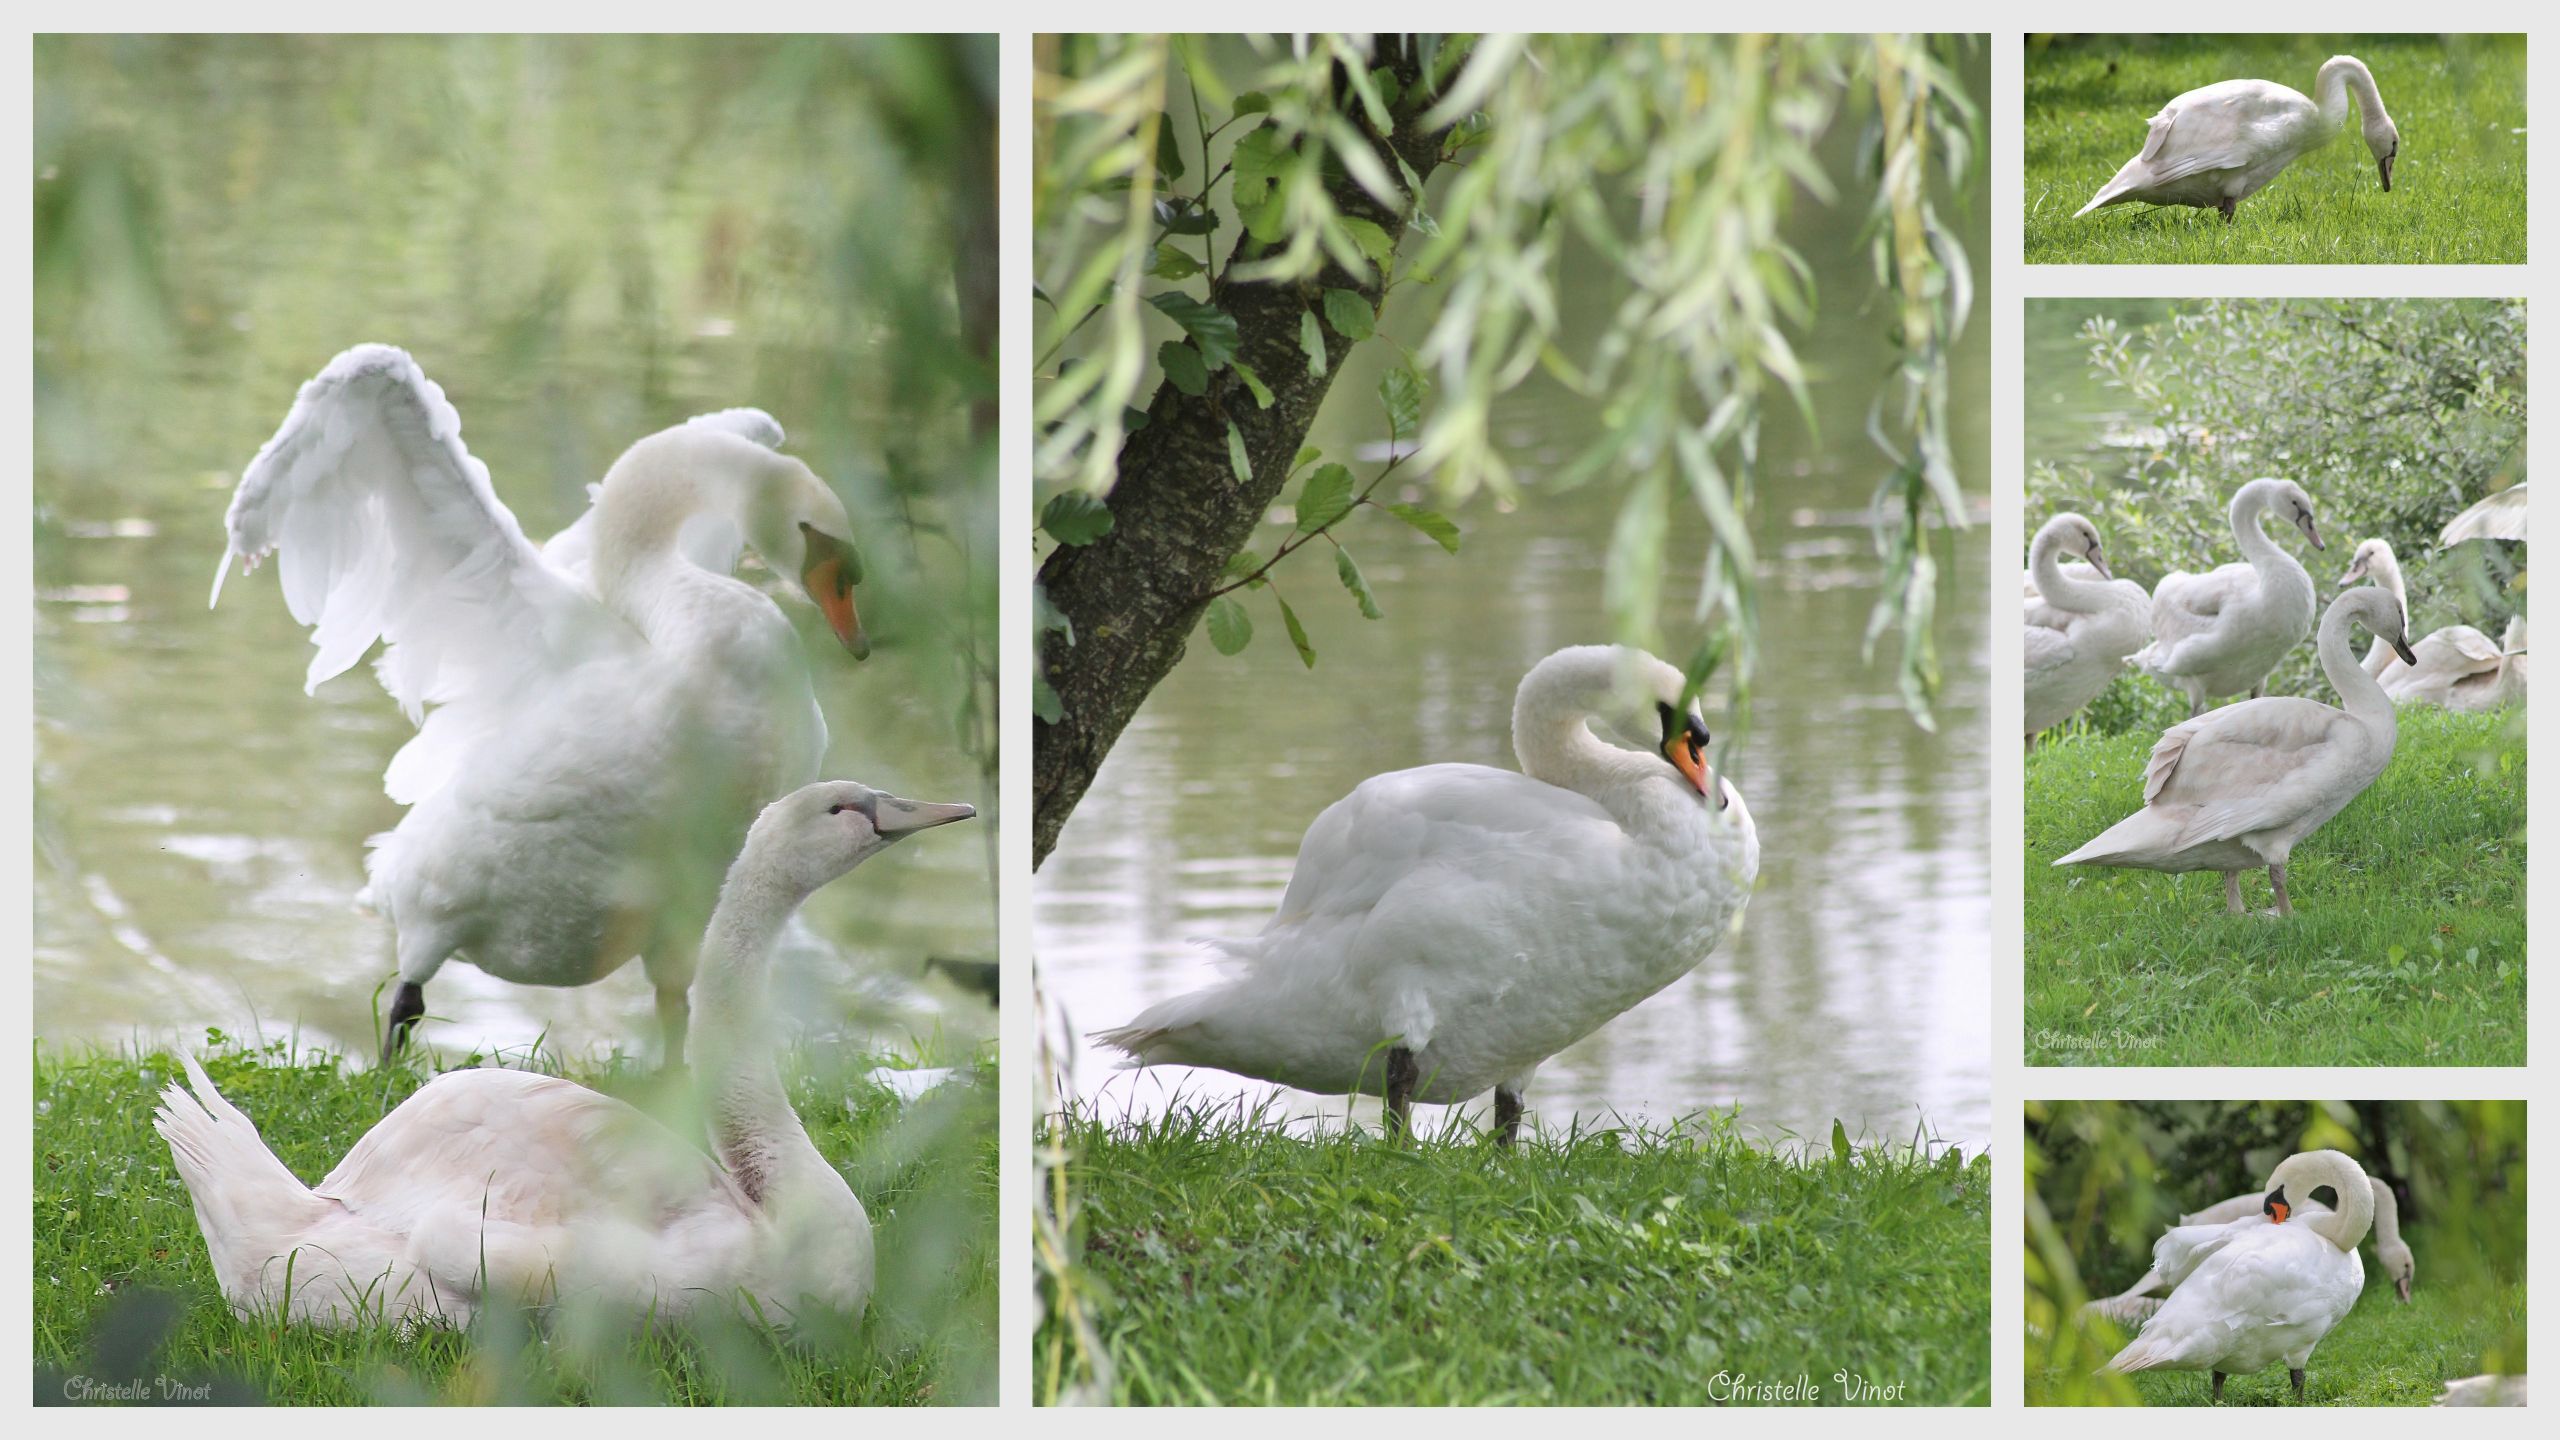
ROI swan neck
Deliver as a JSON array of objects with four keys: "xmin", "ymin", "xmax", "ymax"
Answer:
[
  {"xmin": 2368, "ymin": 1175, "xmax": 2402, "ymax": 1247},
  {"xmin": 1511, "ymin": 664, "xmax": 1679, "ymax": 819},
  {"xmin": 2230, "ymin": 487, "xmax": 2306, "ymax": 589},
  {"xmin": 2315, "ymin": 58, "xmax": 2384, "ymax": 135},
  {"xmin": 2318, "ymin": 601, "xmax": 2396, "ymax": 724},
  {"xmin": 2306, "ymin": 1155, "xmax": 2377, "ymax": 1251},
  {"xmin": 2029, "ymin": 523, "xmax": 2115, "ymax": 613},
  {"xmin": 691, "ymin": 857, "xmax": 830, "ymax": 1206}
]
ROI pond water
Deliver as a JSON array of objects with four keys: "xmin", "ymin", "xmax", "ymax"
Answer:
[
  {"xmin": 33, "ymin": 36, "xmax": 997, "ymax": 1062},
  {"xmin": 1038, "ymin": 130, "xmax": 1994, "ymax": 1152}
]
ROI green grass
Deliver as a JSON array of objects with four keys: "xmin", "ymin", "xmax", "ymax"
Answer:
[
  {"xmin": 2030, "ymin": 1276, "xmax": 2527, "ymax": 1406},
  {"xmin": 2024, "ymin": 34, "xmax": 2527, "ymax": 264},
  {"xmin": 1037, "ymin": 1107, "xmax": 1990, "ymax": 1405},
  {"xmin": 35, "ymin": 1034, "xmax": 996, "ymax": 1405},
  {"xmin": 2026, "ymin": 706, "xmax": 2525, "ymax": 1066}
]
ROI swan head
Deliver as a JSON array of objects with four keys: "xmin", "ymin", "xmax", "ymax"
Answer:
[
  {"xmin": 2378, "ymin": 1230, "xmax": 2416, "ymax": 1303},
  {"xmin": 1516, "ymin": 644, "xmax": 1724, "ymax": 807},
  {"xmin": 2338, "ymin": 536, "xmax": 2400, "ymax": 591},
  {"xmin": 2262, "ymin": 1149, "xmax": 2377, "ymax": 1253},
  {"xmin": 744, "ymin": 779, "xmax": 975, "ymax": 898},
  {"xmin": 2338, "ymin": 584, "xmax": 2419, "ymax": 666},
  {"xmin": 2043, "ymin": 512, "xmax": 2112, "ymax": 579},
  {"xmin": 740, "ymin": 461, "xmax": 868, "ymax": 660},
  {"xmin": 2242, "ymin": 478, "xmax": 2325, "ymax": 552}
]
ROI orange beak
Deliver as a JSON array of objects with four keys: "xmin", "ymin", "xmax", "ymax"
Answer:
[
  {"xmin": 1663, "ymin": 732, "xmax": 1708, "ymax": 796},
  {"xmin": 799, "ymin": 525, "xmax": 869, "ymax": 659},
  {"xmin": 2263, "ymin": 1186, "xmax": 2291, "ymax": 1225}
]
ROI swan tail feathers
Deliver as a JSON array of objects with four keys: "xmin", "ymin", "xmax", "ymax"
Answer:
[
  {"xmin": 2102, "ymin": 1336, "xmax": 2174, "ymax": 1374},
  {"xmin": 1091, "ymin": 985, "xmax": 1243, "ymax": 1067},
  {"xmin": 155, "ymin": 1055, "xmax": 331, "ymax": 1265}
]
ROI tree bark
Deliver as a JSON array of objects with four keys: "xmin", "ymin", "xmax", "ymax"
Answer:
[{"xmin": 1033, "ymin": 39, "xmax": 1451, "ymax": 866}]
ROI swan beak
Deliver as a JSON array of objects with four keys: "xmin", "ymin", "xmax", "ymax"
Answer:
[
  {"xmin": 2392, "ymin": 635, "xmax": 2420, "ymax": 667},
  {"xmin": 2395, "ymin": 1274, "xmax": 2412, "ymax": 1303},
  {"xmin": 876, "ymin": 797, "xmax": 976, "ymax": 836},
  {"xmin": 799, "ymin": 526, "xmax": 870, "ymax": 660},
  {"xmin": 2338, "ymin": 560, "xmax": 2367, "ymax": 588},
  {"xmin": 2084, "ymin": 547, "xmax": 2114, "ymax": 581},
  {"xmin": 2378, "ymin": 152, "xmax": 2394, "ymax": 192},
  {"xmin": 2263, "ymin": 1185, "xmax": 2291, "ymax": 1225},
  {"xmin": 2301, "ymin": 516, "xmax": 2327, "ymax": 551},
  {"xmin": 1658, "ymin": 707, "xmax": 1713, "ymax": 798}
]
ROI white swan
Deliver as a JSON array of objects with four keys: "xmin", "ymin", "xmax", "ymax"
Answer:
[
  {"xmin": 2025, "ymin": 513, "xmax": 2152, "ymax": 747},
  {"xmin": 215, "ymin": 346, "xmax": 868, "ymax": 1060},
  {"xmin": 1094, "ymin": 644, "xmax": 1759, "ymax": 1144},
  {"xmin": 2435, "ymin": 1374, "xmax": 2528, "ymax": 1406},
  {"xmin": 2337, "ymin": 537, "xmax": 2413, "ymax": 680},
  {"xmin": 2058, "ymin": 586, "xmax": 2414, "ymax": 916},
  {"xmin": 153, "ymin": 780, "xmax": 973, "ymax": 1329},
  {"xmin": 2074, "ymin": 55, "xmax": 2399, "ymax": 224},
  {"xmin": 2104, "ymin": 1149, "xmax": 2373, "ymax": 1402},
  {"xmin": 2133, "ymin": 478, "xmax": 2324, "ymax": 717},
  {"xmin": 2090, "ymin": 1172, "xmax": 2413, "ymax": 1325},
  {"xmin": 2441, "ymin": 482, "xmax": 2527, "ymax": 546},
  {"xmin": 2340, "ymin": 537, "xmax": 2528, "ymax": 709}
]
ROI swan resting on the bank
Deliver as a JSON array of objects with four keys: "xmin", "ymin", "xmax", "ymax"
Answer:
[
  {"xmin": 155, "ymin": 781, "xmax": 972, "ymax": 1328},
  {"xmin": 1095, "ymin": 644, "xmax": 1759, "ymax": 1145}
]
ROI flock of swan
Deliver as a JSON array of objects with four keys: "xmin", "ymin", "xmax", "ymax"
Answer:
[
  {"xmin": 2028, "ymin": 478, "xmax": 2524, "ymax": 916},
  {"xmin": 2075, "ymin": 55, "xmax": 2398, "ymax": 225},
  {"xmin": 161, "ymin": 346, "xmax": 975, "ymax": 1327}
]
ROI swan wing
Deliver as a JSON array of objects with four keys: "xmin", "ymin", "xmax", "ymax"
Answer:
[
  {"xmin": 2142, "ymin": 698, "xmax": 2350, "ymax": 845},
  {"xmin": 1265, "ymin": 764, "xmax": 1617, "ymax": 931},
  {"xmin": 217, "ymin": 346, "xmax": 630, "ymax": 730},
  {"xmin": 2440, "ymin": 484, "xmax": 2529, "ymax": 546},
  {"xmin": 2024, "ymin": 622, "xmax": 2077, "ymax": 685}
]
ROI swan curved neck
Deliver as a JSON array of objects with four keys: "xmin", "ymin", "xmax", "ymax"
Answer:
[
  {"xmin": 2231, "ymin": 486, "xmax": 2307, "ymax": 586},
  {"xmin": 690, "ymin": 854, "xmax": 831, "ymax": 1208},
  {"xmin": 2029, "ymin": 522, "xmax": 2116, "ymax": 614},
  {"xmin": 2368, "ymin": 1175, "xmax": 2403, "ymax": 1249},
  {"xmin": 1510, "ymin": 653, "xmax": 1686, "ymax": 817},
  {"xmin": 2318, "ymin": 601, "xmax": 2397, "ymax": 727},
  {"xmin": 2292, "ymin": 1153, "xmax": 2377, "ymax": 1251},
  {"xmin": 2314, "ymin": 57, "xmax": 2384, "ymax": 134}
]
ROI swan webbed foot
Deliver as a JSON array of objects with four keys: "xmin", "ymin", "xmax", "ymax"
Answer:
[
  {"xmin": 1383, "ymin": 1045, "xmax": 1418, "ymax": 1144},
  {"xmin": 655, "ymin": 985, "xmax": 692, "ymax": 1070},
  {"xmin": 2269, "ymin": 864, "xmax": 2295, "ymax": 918},
  {"xmin": 382, "ymin": 981, "xmax": 427, "ymax": 1063},
  {"xmin": 1493, "ymin": 1086, "xmax": 1524, "ymax": 1148},
  {"xmin": 2211, "ymin": 1371, "xmax": 2227, "ymax": 1403},
  {"xmin": 2290, "ymin": 1367, "xmax": 2307, "ymax": 1401},
  {"xmin": 2223, "ymin": 873, "xmax": 2246, "ymax": 914}
]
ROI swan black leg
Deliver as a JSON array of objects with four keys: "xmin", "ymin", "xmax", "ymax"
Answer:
[
  {"xmin": 382, "ymin": 981, "xmax": 426, "ymax": 1063},
  {"xmin": 2290, "ymin": 1367, "xmax": 2306, "ymax": 1401},
  {"xmin": 1493, "ymin": 1086, "xmax": 1524, "ymax": 1148},
  {"xmin": 2211, "ymin": 1371, "xmax": 2226, "ymax": 1403},
  {"xmin": 655, "ymin": 984, "xmax": 691, "ymax": 1070},
  {"xmin": 2218, "ymin": 197, "xmax": 2237, "ymax": 224},
  {"xmin": 1384, "ymin": 1045, "xmax": 1418, "ymax": 1142}
]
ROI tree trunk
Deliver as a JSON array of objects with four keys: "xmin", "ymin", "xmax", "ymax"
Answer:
[{"xmin": 1033, "ymin": 39, "xmax": 1451, "ymax": 866}]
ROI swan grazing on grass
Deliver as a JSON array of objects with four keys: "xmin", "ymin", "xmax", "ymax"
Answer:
[
  {"xmin": 2075, "ymin": 55, "xmax": 2399, "ymax": 224},
  {"xmin": 2025, "ymin": 514, "xmax": 2152, "ymax": 747},
  {"xmin": 2339, "ymin": 537, "xmax": 2528, "ymax": 710},
  {"xmin": 2088, "ymin": 1172, "xmax": 2413, "ymax": 1327},
  {"xmin": 1095, "ymin": 645, "xmax": 1758, "ymax": 1145},
  {"xmin": 215, "ymin": 346, "xmax": 869, "ymax": 1062},
  {"xmin": 2058, "ymin": 587, "xmax": 2414, "ymax": 916},
  {"xmin": 2103, "ymin": 1149, "xmax": 2374, "ymax": 1403},
  {"xmin": 154, "ymin": 781, "xmax": 972, "ymax": 1329},
  {"xmin": 2133, "ymin": 478, "xmax": 2324, "ymax": 717}
]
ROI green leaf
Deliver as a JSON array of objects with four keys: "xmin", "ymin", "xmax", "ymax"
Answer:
[
  {"xmin": 1292, "ymin": 445, "xmax": 1322, "ymax": 472},
  {"xmin": 1154, "ymin": 113, "xmax": 1185, "ymax": 183},
  {"xmin": 1040, "ymin": 491, "xmax": 1114, "ymax": 546},
  {"xmin": 1147, "ymin": 243, "xmax": 1200, "ymax": 281},
  {"xmin": 1153, "ymin": 196, "xmax": 1218, "ymax": 235},
  {"xmin": 1339, "ymin": 217, "xmax": 1396, "ymax": 278},
  {"xmin": 1032, "ymin": 673, "xmax": 1063, "ymax": 724},
  {"xmin": 1205, "ymin": 595, "xmax": 1252, "ymax": 655},
  {"xmin": 1831, "ymin": 1119, "xmax": 1852, "ymax": 1165},
  {"xmin": 1220, "ymin": 549, "xmax": 1265, "ymax": 588},
  {"xmin": 1231, "ymin": 125, "xmax": 1284, "ymax": 207},
  {"xmin": 1225, "ymin": 421, "xmax": 1252, "ymax": 481},
  {"xmin": 1232, "ymin": 91, "xmax": 1271, "ymax": 116},
  {"xmin": 1336, "ymin": 547, "xmax": 1383, "ymax": 619},
  {"xmin": 1321, "ymin": 288, "xmax": 1376, "ymax": 342},
  {"xmin": 1295, "ymin": 464, "xmax": 1356, "ymax": 532},
  {"xmin": 1276, "ymin": 593, "xmax": 1316, "ymax": 668},
  {"xmin": 1232, "ymin": 360, "xmax": 1274, "ymax": 409},
  {"xmin": 1379, "ymin": 365, "xmax": 1425, "ymax": 439},
  {"xmin": 1148, "ymin": 292, "xmax": 1239, "ymax": 368},
  {"xmin": 1299, "ymin": 310, "xmax": 1329, "ymax": 378},
  {"xmin": 1385, "ymin": 503, "xmax": 1460, "ymax": 553},
  {"xmin": 1158, "ymin": 340, "xmax": 1208, "ymax": 397}
]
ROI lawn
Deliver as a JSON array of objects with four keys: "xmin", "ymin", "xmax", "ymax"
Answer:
[
  {"xmin": 34, "ymin": 1035, "xmax": 997, "ymax": 1405},
  {"xmin": 2029, "ymin": 1277, "xmax": 2527, "ymax": 1406},
  {"xmin": 2025, "ymin": 706, "xmax": 2525, "ymax": 1067},
  {"xmin": 2023, "ymin": 34, "xmax": 2528, "ymax": 264},
  {"xmin": 1036, "ymin": 1108, "xmax": 1991, "ymax": 1405}
]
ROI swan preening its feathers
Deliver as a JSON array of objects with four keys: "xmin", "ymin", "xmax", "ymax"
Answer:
[
  {"xmin": 2058, "ymin": 585, "xmax": 2412, "ymax": 916},
  {"xmin": 214, "ymin": 346, "xmax": 870, "ymax": 1061},
  {"xmin": 154, "ymin": 781, "xmax": 973, "ymax": 1329},
  {"xmin": 2075, "ymin": 55, "xmax": 2399, "ymax": 224},
  {"xmin": 2103, "ymin": 1150, "xmax": 2376, "ymax": 1402},
  {"xmin": 2133, "ymin": 478, "xmax": 2324, "ymax": 717},
  {"xmin": 2025, "ymin": 513, "xmax": 2152, "ymax": 745},
  {"xmin": 1096, "ymin": 645, "xmax": 1758, "ymax": 1144},
  {"xmin": 2087, "ymin": 1171, "xmax": 2414, "ymax": 1331}
]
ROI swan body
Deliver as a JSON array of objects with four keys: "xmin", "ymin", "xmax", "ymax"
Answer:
[
  {"xmin": 214, "ymin": 346, "xmax": 870, "ymax": 1060},
  {"xmin": 2059, "ymin": 586, "xmax": 2414, "ymax": 915},
  {"xmin": 2436, "ymin": 1374, "xmax": 2528, "ymax": 1406},
  {"xmin": 2025, "ymin": 513, "xmax": 2152, "ymax": 744},
  {"xmin": 2104, "ymin": 1150, "xmax": 2374, "ymax": 1402},
  {"xmin": 154, "ymin": 780, "xmax": 973, "ymax": 1329},
  {"xmin": 2089, "ymin": 1172, "xmax": 2412, "ymax": 1327},
  {"xmin": 2133, "ymin": 478, "xmax": 2324, "ymax": 716},
  {"xmin": 2075, "ymin": 56, "xmax": 2399, "ymax": 223},
  {"xmin": 1095, "ymin": 645, "xmax": 1759, "ymax": 1141},
  {"xmin": 2341, "ymin": 538, "xmax": 2528, "ymax": 709}
]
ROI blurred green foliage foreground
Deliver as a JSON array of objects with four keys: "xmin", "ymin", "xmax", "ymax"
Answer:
[
  {"xmin": 2024, "ymin": 1100, "xmax": 2525, "ymax": 1405},
  {"xmin": 35, "ymin": 1038, "xmax": 997, "ymax": 1405}
]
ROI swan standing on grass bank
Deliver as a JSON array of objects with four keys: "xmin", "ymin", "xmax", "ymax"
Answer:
[
  {"xmin": 215, "ymin": 346, "xmax": 869, "ymax": 1062},
  {"xmin": 2075, "ymin": 55, "xmax": 2399, "ymax": 224},
  {"xmin": 2133, "ymin": 478, "xmax": 2325, "ymax": 718},
  {"xmin": 2086, "ymin": 1172, "xmax": 2414, "ymax": 1327},
  {"xmin": 1095, "ymin": 645, "xmax": 1758, "ymax": 1145},
  {"xmin": 154, "ymin": 781, "xmax": 973, "ymax": 1329},
  {"xmin": 2104, "ymin": 1150, "xmax": 2374, "ymax": 1402},
  {"xmin": 2058, "ymin": 587, "xmax": 2414, "ymax": 916},
  {"xmin": 2025, "ymin": 514, "xmax": 2152, "ymax": 747}
]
